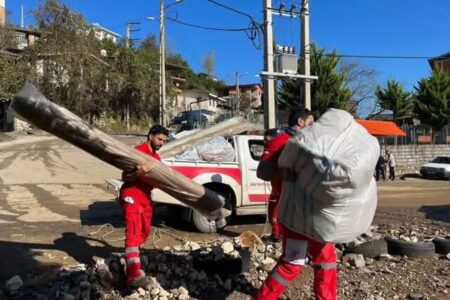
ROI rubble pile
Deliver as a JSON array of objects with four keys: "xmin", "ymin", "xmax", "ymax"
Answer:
[
  {"xmin": 376, "ymin": 220, "xmax": 449, "ymax": 243},
  {"xmin": 2, "ymin": 217, "xmax": 450, "ymax": 300}
]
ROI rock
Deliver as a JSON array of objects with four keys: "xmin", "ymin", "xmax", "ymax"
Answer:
[
  {"xmin": 5, "ymin": 275, "xmax": 23, "ymax": 292},
  {"xmin": 178, "ymin": 286, "xmax": 189, "ymax": 296},
  {"xmin": 138, "ymin": 287, "xmax": 146, "ymax": 296},
  {"xmin": 178, "ymin": 295, "xmax": 189, "ymax": 300},
  {"xmin": 190, "ymin": 242, "xmax": 201, "ymax": 251},
  {"xmin": 408, "ymin": 293, "xmax": 424, "ymax": 299},
  {"xmin": 62, "ymin": 293, "xmax": 76, "ymax": 300},
  {"xmin": 151, "ymin": 287, "xmax": 161, "ymax": 296},
  {"xmin": 224, "ymin": 279, "xmax": 232, "ymax": 290},
  {"xmin": 343, "ymin": 254, "xmax": 365, "ymax": 268},
  {"xmin": 260, "ymin": 257, "xmax": 276, "ymax": 272},
  {"xmin": 379, "ymin": 253, "xmax": 394, "ymax": 260},
  {"xmin": 222, "ymin": 242, "xmax": 235, "ymax": 254},
  {"xmin": 446, "ymin": 253, "xmax": 450, "ymax": 260}
]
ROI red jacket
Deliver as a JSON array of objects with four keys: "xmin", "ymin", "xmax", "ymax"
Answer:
[
  {"xmin": 262, "ymin": 129, "xmax": 295, "ymax": 199},
  {"xmin": 119, "ymin": 143, "xmax": 161, "ymax": 201}
]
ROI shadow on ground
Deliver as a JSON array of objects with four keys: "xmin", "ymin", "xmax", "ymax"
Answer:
[
  {"xmin": 419, "ymin": 205, "xmax": 450, "ymax": 223},
  {"xmin": 400, "ymin": 173, "xmax": 422, "ymax": 180},
  {"xmin": 0, "ymin": 233, "xmax": 120, "ymax": 283}
]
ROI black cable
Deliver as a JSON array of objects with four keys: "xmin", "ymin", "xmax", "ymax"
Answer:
[
  {"xmin": 333, "ymin": 54, "xmax": 433, "ymax": 60},
  {"xmin": 206, "ymin": 0, "xmax": 255, "ymax": 20},
  {"xmin": 304, "ymin": 53, "xmax": 434, "ymax": 60},
  {"xmin": 167, "ymin": 16, "xmax": 248, "ymax": 31}
]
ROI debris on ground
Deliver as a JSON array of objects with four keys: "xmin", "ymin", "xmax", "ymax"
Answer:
[{"xmin": 2, "ymin": 212, "xmax": 450, "ymax": 300}]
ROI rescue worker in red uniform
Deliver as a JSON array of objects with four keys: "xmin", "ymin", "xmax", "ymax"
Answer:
[
  {"xmin": 262, "ymin": 128, "xmax": 283, "ymax": 240},
  {"xmin": 255, "ymin": 108, "xmax": 337, "ymax": 300},
  {"xmin": 119, "ymin": 125, "xmax": 169, "ymax": 288}
]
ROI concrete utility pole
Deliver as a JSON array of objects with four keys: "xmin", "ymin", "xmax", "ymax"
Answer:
[
  {"xmin": 235, "ymin": 71, "xmax": 240, "ymax": 114},
  {"xmin": 21, "ymin": 5, "xmax": 24, "ymax": 27},
  {"xmin": 125, "ymin": 22, "xmax": 140, "ymax": 130},
  {"xmin": 159, "ymin": 0, "xmax": 167, "ymax": 126},
  {"xmin": 301, "ymin": 0, "xmax": 311, "ymax": 110},
  {"xmin": 263, "ymin": 0, "xmax": 276, "ymax": 129}
]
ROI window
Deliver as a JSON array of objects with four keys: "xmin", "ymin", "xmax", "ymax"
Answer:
[{"xmin": 248, "ymin": 140, "xmax": 265, "ymax": 161}]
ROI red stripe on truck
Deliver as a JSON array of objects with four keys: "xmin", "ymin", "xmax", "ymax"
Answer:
[
  {"xmin": 249, "ymin": 194, "xmax": 270, "ymax": 202},
  {"xmin": 171, "ymin": 166, "xmax": 242, "ymax": 184}
]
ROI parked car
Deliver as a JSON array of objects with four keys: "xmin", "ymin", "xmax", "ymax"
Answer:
[
  {"xmin": 215, "ymin": 113, "xmax": 234, "ymax": 124},
  {"xmin": 170, "ymin": 110, "xmax": 215, "ymax": 130},
  {"xmin": 420, "ymin": 156, "xmax": 450, "ymax": 179}
]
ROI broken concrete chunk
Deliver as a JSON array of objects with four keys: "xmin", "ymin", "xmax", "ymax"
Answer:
[
  {"xmin": 221, "ymin": 242, "xmax": 234, "ymax": 254},
  {"xmin": 5, "ymin": 275, "xmax": 23, "ymax": 292}
]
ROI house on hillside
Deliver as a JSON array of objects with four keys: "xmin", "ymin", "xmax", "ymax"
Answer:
[
  {"xmin": 219, "ymin": 83, "xmax": 263, "ymax": 110},
  {"xmin": 429, "ymin": 52, "xmax": 450, "ymax": 74},
  {"xmin": 88, "ymin": 23, "xmax": 121, "ymax": 44},
  {"xmin": 172, "ymin": 90, "xmax": 228, "ymax": 113}
]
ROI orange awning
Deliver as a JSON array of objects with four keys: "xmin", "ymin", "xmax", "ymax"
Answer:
[{"xmin": 356, "ymin": 119, "xmax": 406, "ymax": 136}]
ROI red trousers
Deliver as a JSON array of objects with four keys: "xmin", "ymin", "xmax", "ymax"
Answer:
[
  {"xmin": 121, "ymin": 195, "xmax": 153, "ymax": 282},
  {"xmin": 268, "ymin": 197, "xmax": 280, "ymax": 236},
  {"xmin": 254, "ymin": 223, "xmax": 337, "ymax": 300}
]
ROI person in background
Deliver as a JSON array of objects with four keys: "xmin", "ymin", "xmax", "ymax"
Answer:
[
  {"xmin": 257, "ymin": 108, "xmax": 314, "ymax": 242},
  {"xmin": 119, "ymin": 125, "xmax": 169, "ymax": 288},
  {"xmin": 375, "ymin": 154, "xmax": 386, "ymax": 181},
  {"xmin": 386, "ymin": 149, "xmax": 396, "ymax": 181}
]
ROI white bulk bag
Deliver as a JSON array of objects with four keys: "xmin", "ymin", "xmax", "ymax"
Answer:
[{"xmin": 277, "ymin": 109, "xmax": 380, "ymax": 243}]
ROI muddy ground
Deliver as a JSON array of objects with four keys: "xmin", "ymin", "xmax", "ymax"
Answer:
[{"xmin": 0, "ymin": 132, "xmax": 449, "ymax": 299}]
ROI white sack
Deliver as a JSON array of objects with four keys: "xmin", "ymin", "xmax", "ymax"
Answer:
[
  {"xmin": 277, "ymin": 109, "xmax": 380, "ymax": 243},
  {"xmin": 176, "ymin": 136, "xmax": 236, "ymax": 162}
]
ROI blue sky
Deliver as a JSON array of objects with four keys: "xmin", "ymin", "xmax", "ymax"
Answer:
[{"xmin": 5, "ymin": 0, "xmax": 450, "ymax": 113}]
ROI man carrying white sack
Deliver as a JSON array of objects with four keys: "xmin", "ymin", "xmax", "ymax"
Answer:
[{"xmin": 254, "ymin": 108, "xmax": 380, "ymax": 300}]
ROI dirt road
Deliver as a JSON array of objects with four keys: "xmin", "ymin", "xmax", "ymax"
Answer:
[{"xmin": 0, "ymin": 134, "xmax": 449, "ymax": 286}]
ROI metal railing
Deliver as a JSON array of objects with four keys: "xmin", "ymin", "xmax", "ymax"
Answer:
[{"xmin": 380, "ymin": 125, "xmax": 450, "ymax": 145}]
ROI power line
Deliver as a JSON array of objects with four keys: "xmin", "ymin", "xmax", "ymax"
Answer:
[
  {"xmin": 322, "ymin": 54, "xmax": 434, "ymax": 60},
  {"xmin": 206, "ymin": 0, "xmax": 255, "ymax": 20},
  {"xmin": 166, "ymin": 16, "xmax": 263, "ymax": 50},
  {"xmin": 166, "ymin": 16, "xmax": 248, "ymax": 31}
]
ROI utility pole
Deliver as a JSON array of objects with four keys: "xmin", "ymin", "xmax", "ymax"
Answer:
[
  {"xmin": 159, "ymin": 0, "xmax": 166, "ymax": 126},
  {"xmin": 235, "ymin": 71, "xmax": 240, "ymax": 114},
  {"xmin": 263, "ymin": 0, "xmax": 276, "ymax": 129},
  {"xmin": 125, "ymin": 22, "xmax": 140, "ymax": 130},
  {"xmin": 21, "ymin": 5, "xmax": 24, "ymax": 27},
  {"xmin": 301, "ymin": 0, "xmax": 311, "ymax": 110}
]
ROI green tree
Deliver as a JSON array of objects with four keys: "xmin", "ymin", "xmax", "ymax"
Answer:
[
  {"xmin": 26, "ymin": 0, "xmax": 111, "ymax": 122},
  {"xmin": 414, "ymin": 68, "xmax": 450, "ymax": 142},
  {"xmin": 0, "ymin": 26, "xmax": 30, "ymax": 102},
  {"xmin": 279, "ymin": 44, "xmax": 352, "ymax": 115},
  {"xmin": 374, "ymin": 80, "xmax": 413, "ymax": 124},
  {"xmin": 202, "ymin": 51, "xmax": 215, "ymax": 76}
]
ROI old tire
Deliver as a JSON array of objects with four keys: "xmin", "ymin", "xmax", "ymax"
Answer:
[
  {"xmin": 433, "ymin": 237, "xmax": 450, "ymax": 255},
  {"xmin": 346, "ymin": 239, "xmax": 388, "ymax": 258},
  {"xmin": 385, "ymin": 237, "xmax": 435, "ymax": 258},
  {"xmin": 192, "ymin": 209, "xmax": 223, "ymax": 233},
  {"xmin": 191, "ymin": 191, "xmax": 232, "ymax": 233}
]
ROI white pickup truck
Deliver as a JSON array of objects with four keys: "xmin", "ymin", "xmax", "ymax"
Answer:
[
  {"xmin": 107, "ymin": 135, "xmax": 271, "ymax": 232},
  {"xmin": 152, "ymin": 135, "xmax": 271, "ymax": 232}
]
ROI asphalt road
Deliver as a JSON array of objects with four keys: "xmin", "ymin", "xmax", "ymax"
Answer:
[{"xmin": 0, "ymin": 133, "xmax": 449, "ymax": 283}]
